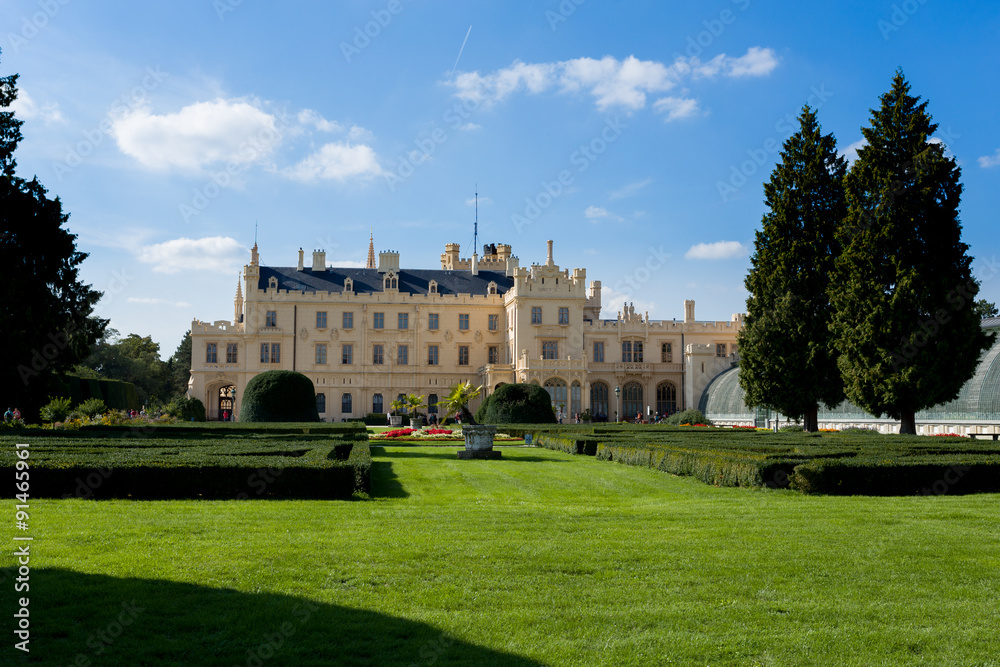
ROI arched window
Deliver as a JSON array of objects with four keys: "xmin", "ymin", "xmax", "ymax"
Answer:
[
  {"xmin": 316, "ymin": 392, "xmax": 327, "ymax": 414},
  {"xmin": 268, "ymin": 276, "xmax": 278, "ymax": 289},
  {"xmin": 383, "ymin": 271, "xmax": 398, "ymax": 290},
  {"xmin": 543, "ymin": 378, "xmax": 567, "ymax": 413},
  {"xmin": 656, "ymin": 382, "xmax": 677, "ymax": 416},
  {"xmin": 488, "ymin": 281, "xmax": 498, "ymax": 295},
  {"xmin": 623, "ymin": 382, "xmax": 643, "ymax": 421},
  {"xmin": 428, "ymin": 280, "xmax": 438, "ymax": 294},
  {"xmin": 590, "ymin": 382, "xmax": 609, "ymax": 420},
  {"xmin": 427, "ymin": 393, "xmax": 438, "ymax": 414},
  {"xmin": 570, "ymin": 381, "xmax": 581, "ymax": 416},
  {"xmin": 342, "ymin": 393, "xmax": 353, "ymax": 414},
  {"xmin": 344, "ymin": 277, "xmax": 353, "ymax": 293},
  {"xmin": 372, "ymin": 393, "xmax": 383, "ymax": 414}
]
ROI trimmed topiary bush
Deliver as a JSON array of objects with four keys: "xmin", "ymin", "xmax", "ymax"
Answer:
[
  {"xmin": 474, "ymin": 393, "xmax": 492, "ymax": 423},
  {"xmin": 665, "ymin": 409, "xmax": 713, "ymax": 426},
  {"xmin": 481, "ymin": 383, "xmax": 557, "ymax": 424},
  {"xmin": 240, "ymin": 371, "xmax": 319, "ymax": 423},
  {"xmin": 166, "ymin": 396, "xmax": 206, "ymax": 422}
]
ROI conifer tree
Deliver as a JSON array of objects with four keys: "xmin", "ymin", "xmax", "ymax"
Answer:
[
  {"xmin": 829, "ymin": 71, "xmax": 993, "ymax": 435},
  {"xmin": 738, "ymin": 106, "xmax": 847, "ymax": 431},
  {"xmin": 0, "ymin": 56, "xmax": 107, "ymax": 418}
]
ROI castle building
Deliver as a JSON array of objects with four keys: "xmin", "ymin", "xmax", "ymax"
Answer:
[{"xmin": 188, "ymin": 239, "xmax": 744, "ymax": 421}]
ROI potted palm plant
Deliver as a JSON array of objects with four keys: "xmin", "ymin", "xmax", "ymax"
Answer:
[
  {"xmin": 388, "ymin": 398, "xmax": 406, "ymax": 427},
  {"xmin": 405, "ymin": 394, "xmax": 426, "ymax": 428},
  {"xmin": 437, "ymin": 382, "xmax": 499, "ymax": 459}
]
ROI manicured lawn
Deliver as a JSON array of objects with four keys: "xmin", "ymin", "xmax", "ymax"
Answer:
[{"xmin": 5, "ymin": 444, "xmax": 1000, "ymax": 666}]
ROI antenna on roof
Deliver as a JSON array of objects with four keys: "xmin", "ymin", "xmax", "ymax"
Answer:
[
  {"xmin": 473, "ymin": 185, "xmax": 478, "ymax": 253},
  {"xmin": 254, "ymin": 220, "xmax": 258, "ymax": 245}
]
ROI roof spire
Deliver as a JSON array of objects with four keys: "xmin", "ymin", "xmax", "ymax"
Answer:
[{"xmin": 366, "ymin": 228, "xmax": 376, "ymax": 269}]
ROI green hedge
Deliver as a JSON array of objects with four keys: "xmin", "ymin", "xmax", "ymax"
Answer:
[
  {"xmin": 1, "ymin": 432, "xmax": 371, "ymax": 500},
  {"xmin": 790, "ymin": 459, "xmax": 1000, "ymax": 495},
  {"xmin": 56, "ymin": 376, "xmax": 142, "ymax": 411}
]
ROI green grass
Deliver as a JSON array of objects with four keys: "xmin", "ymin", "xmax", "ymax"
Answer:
[{"xmin": 4, "ymin": 444, "xmax": 1000, "ymax": 665}]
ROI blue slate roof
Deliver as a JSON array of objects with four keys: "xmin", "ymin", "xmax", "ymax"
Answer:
[{"xmin": 258, "ymin": 266, "xmax": 513, "ymax": 296}]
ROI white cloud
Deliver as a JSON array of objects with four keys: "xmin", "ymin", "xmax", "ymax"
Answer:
[
  {"xmin": 653, "ymin": 96, "xmax": 699, "ymax": 122},
  {"xmin": 840, "ymin": 138, "xmax": 866, "ymax": 164},
  {"xmin": 297, "ymin": 109, "xmax": 342, "ymax": 132},
  {"xmin": 685, "ymin": 241, "xmax": 747, "ymax": 260},
  {"xmin": 112, "ymin": 98, "xmax": 280, "ymax": 170},
  {"xmin": 459, "ymin": 122, "xmax": 481, "ymax": 131},
  {"xmin": 466, "ymin": 196, "xmax": 493, "ymax": 207},
  {"xmin": 138, "ymin": 236, "xmax": 248, "ymax": 274},
  {"xmin": 584, "ymin": 206, "xmax": 624, "ymax": 223},
  {"xmin": 609, "ymin": 177, "xmax": 653, "ymax": 199},
  {"xmin": 127, "ymin": 297, "xmax": 193, "ymax": 308},
  {"xmin": 978, "ymin": 149, "xmax": 1000, "ymax": 168},
  {"xmin": 284, "ymin": 142, "xmax": 383, "ymax": 182},
  {"xmin": 447, "ymin": 48, "xmax": 777, "ymax": 112},
  {"xmin": 9, "ymin": 89, "xmax": 64, "ymax": 124}
]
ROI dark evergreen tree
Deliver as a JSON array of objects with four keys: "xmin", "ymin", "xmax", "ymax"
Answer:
[
  {"xmin": 0, "ymin": 57, "xmax": 107, "ymax": 419},
  {"xmin": 973, "ymin": 299, "xmax": 998, "ymax": 319},
  {"xmin": 169, "ymin": 330, "xmax": 193, "ymax": 397},
  {"xmin": 737, "ymin": 105, "xmax": 847, "ymax": 431},
  {"xmin": 829, "ymin": 71, "xmax": 993, "ymax": 435}
]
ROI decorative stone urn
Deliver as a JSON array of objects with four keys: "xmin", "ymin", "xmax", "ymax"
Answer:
[
  {"xmin": 388, "ymin": 415, "xmax": 403, "ymax": 427},
  {"xmin": 458, "ymin": 424, "xmax": 501, "ymax": 459},
  {"xmin": 409, "ymin": 416, "xmax": 425, "ymax": 429}
]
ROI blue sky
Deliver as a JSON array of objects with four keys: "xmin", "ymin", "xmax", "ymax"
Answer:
[{"xmin": 3, "ymin": 0, "xmax": 998, "ymax": 356}]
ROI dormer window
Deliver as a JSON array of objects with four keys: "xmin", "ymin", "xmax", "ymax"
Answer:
[
  {"xmin": 428, "ymin": 280, "xmax": 438, "ymax": 294},
  {"xmin": 383, "ymin": 271, "xmax": 398, "ymax": 290},
  {"xmin": 268, "ymin": 276, "xmax": 278, "ymax": 289},
  {"xmin": 344, "ymin": 277, "xmax": 353, "ymax": 293},
  {"xmin": 487, "ymin": 281, "xmax": 498, "ymax": 295}
]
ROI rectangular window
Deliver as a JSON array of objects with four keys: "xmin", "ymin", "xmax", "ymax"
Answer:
[
  {"xmin": 260, "ymin": 343, "xmax": 270, "ymax": 363},
  {"xmin": 542, "ymin": 341, "xmax": 558, "ymax": 360},
  {"xmin": 558, "ymin": 307, "xmax": 569, "ymax": 325},
  {"xmin": 634, "ymin": 341, "xmax": 643, "ymax": 362},
  {"xmin": 316, "ymin": 393, "xmax": 326, "ymax": 414},
  {"xmin": 593, "ymin": 341, "xmax": 604, "ymax": 363},
  {"xmin": 315, "ymin": 343, "xmax": 327, "ymax": 365},
  {"xmin": 373, "ymin": 312, "xmax": 384, "ymax": 329},
  {"xmin": 342, "ymin": 344, "xmax": 353, "ymax": 365},
  {"xmin": 716, "ymin": 343, "xmax": 727, "ymax": 357},
  {"xmin": 622, "ymin": 341, "xmax": 632, "ymax": 363},
  {"xmin": 458, "ymin": 345, "xmax": 469, "ymax": 365},
  {"xmin": 427, "ymin": 393, "xmax": 438, "ymax": 414},
  {"xmin": 398, "ymin": 312, "xmax": 408, "ymax": 330},
  {"xmin": 488, "ymin": 346, "xmax": 499, "ymax": 364},
  {"xmin": 458, "ymin": 314, "xmax": 469, "ymax": 330},
  {"xmin": 270, "ymin": 343, "xmax": 280, "ymax": 363},
  {"xmin": 373, "ymin": 344, "xmax": 384, "ymax": 365},
  {"xmin": 428, "ymin": 345, "xmax": 439, "ymax": 365},
  {"xmin": 316, "ymin": 311, "xmax": 327, "ymax": 329},
  {"xmin": 343, "ymin": 312, "xmax": 353, "ymax": 329},
  {"xmin": 662, "ymin": 342, "xmax": 672, "ymax": 363},
  {"xmin": 531, "ymin": 307, "xmax": 542, "ymax": 324},
  {"xmin": 341, "ymin": 393, "xmax": 353, "ymax": 414},
  {"xmin": 488, "ymin": 314, "xmax": 499, "ymax": 331},
  {"xmin": 265, "ymin": 310, "xmax": 277, "ymax": 327},
  {"xmin": 397, "ymin": 344, "xmax": 408, "ymax": 365},
  {"xmin": 226, "ymin": 343, "xmax": 238, "ymax": 363},
  {"xmin": 206, "ymin": 343, "xmax": 217, "ymax": 364},
  {"xmin": 428, "ymin": 313, "xmax": 439, "ymax": 330}
]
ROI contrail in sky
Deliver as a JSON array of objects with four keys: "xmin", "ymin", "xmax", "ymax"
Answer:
[{"xmin": 450, "ymin": 25, "xmax": 472, "ymax": 74}]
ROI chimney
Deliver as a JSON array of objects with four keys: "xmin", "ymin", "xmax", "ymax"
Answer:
[
  {"xmin": 297, "ymin": 248, "xmax": 304, "ymax": 271},
  {"xmin": 546, "ymin": 239, "xmax": 554, "ymax": 266},
  {"xmin": 312, "ymin": 249, "xmax": 326, "ymax": 272},
  {"xmin": 378, "ymin": 250, "xmax": 400, "ymax": 274},
  {"xmin": 441, "ymin": 243, "xmax": 460, "ymax": 270},
  {"xmin": 684, "ymin": 299, "xmax": 695, "ymax": 323},
  {"xmin": 471, "ymin": 252, "xmax": 479, "ymax": 276},
  {"xmin": 505, "ymin": 255, "xmax": 520, "ymax": 277}
]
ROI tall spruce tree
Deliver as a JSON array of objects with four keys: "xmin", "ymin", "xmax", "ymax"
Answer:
[
  {"xmin": 0, "ymin": 56, "xmax": 107, "ymax": 419},
  {"xmin": 829, "ymin": 71, "xmax": 993, "ymax": 435},
  {"xmin": 738, "ymin": 106, "xmax": 847, "ymax": 431}
]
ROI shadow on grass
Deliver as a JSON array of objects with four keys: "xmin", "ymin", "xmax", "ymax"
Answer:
[
  {"xmin": 370, "ymin": 461, "xmax": 409, "ymax": 498},
  {"xmin": 10, "ymin": 568, "xmax": 542, "ymax": 667}
]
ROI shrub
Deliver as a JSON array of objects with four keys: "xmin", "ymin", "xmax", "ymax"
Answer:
[
  {"xmin": 474, "ymin": 393, "xmax": 492, "ymax": 423},
  {"xmin": 241, "ymin": 371, "xmax": 319, "ymax": 423},
  {"xmin": 363, "ymin": 413, "xmax": 387, "ymax": 426},
  {"xmin": 77, "ymin": 398, "xmax": 108, "ymax": 418},
  {"xmin": 481, "ymin": 383, "xmax": 557, "ymax": 424},
  {"xmin": 665, "ymin": 409, "xmax": 713, "ymax": 426},
  {"xmin": 40, "ymin": 397, "xmax": 73, "ymax": 423},
  {"xmin": 166, "ymin": 396, "xmax": 207, "ymax": 422},
  {"xmin": 780, "ymin": 424, "xmax": 804, "ymax": 432}
]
